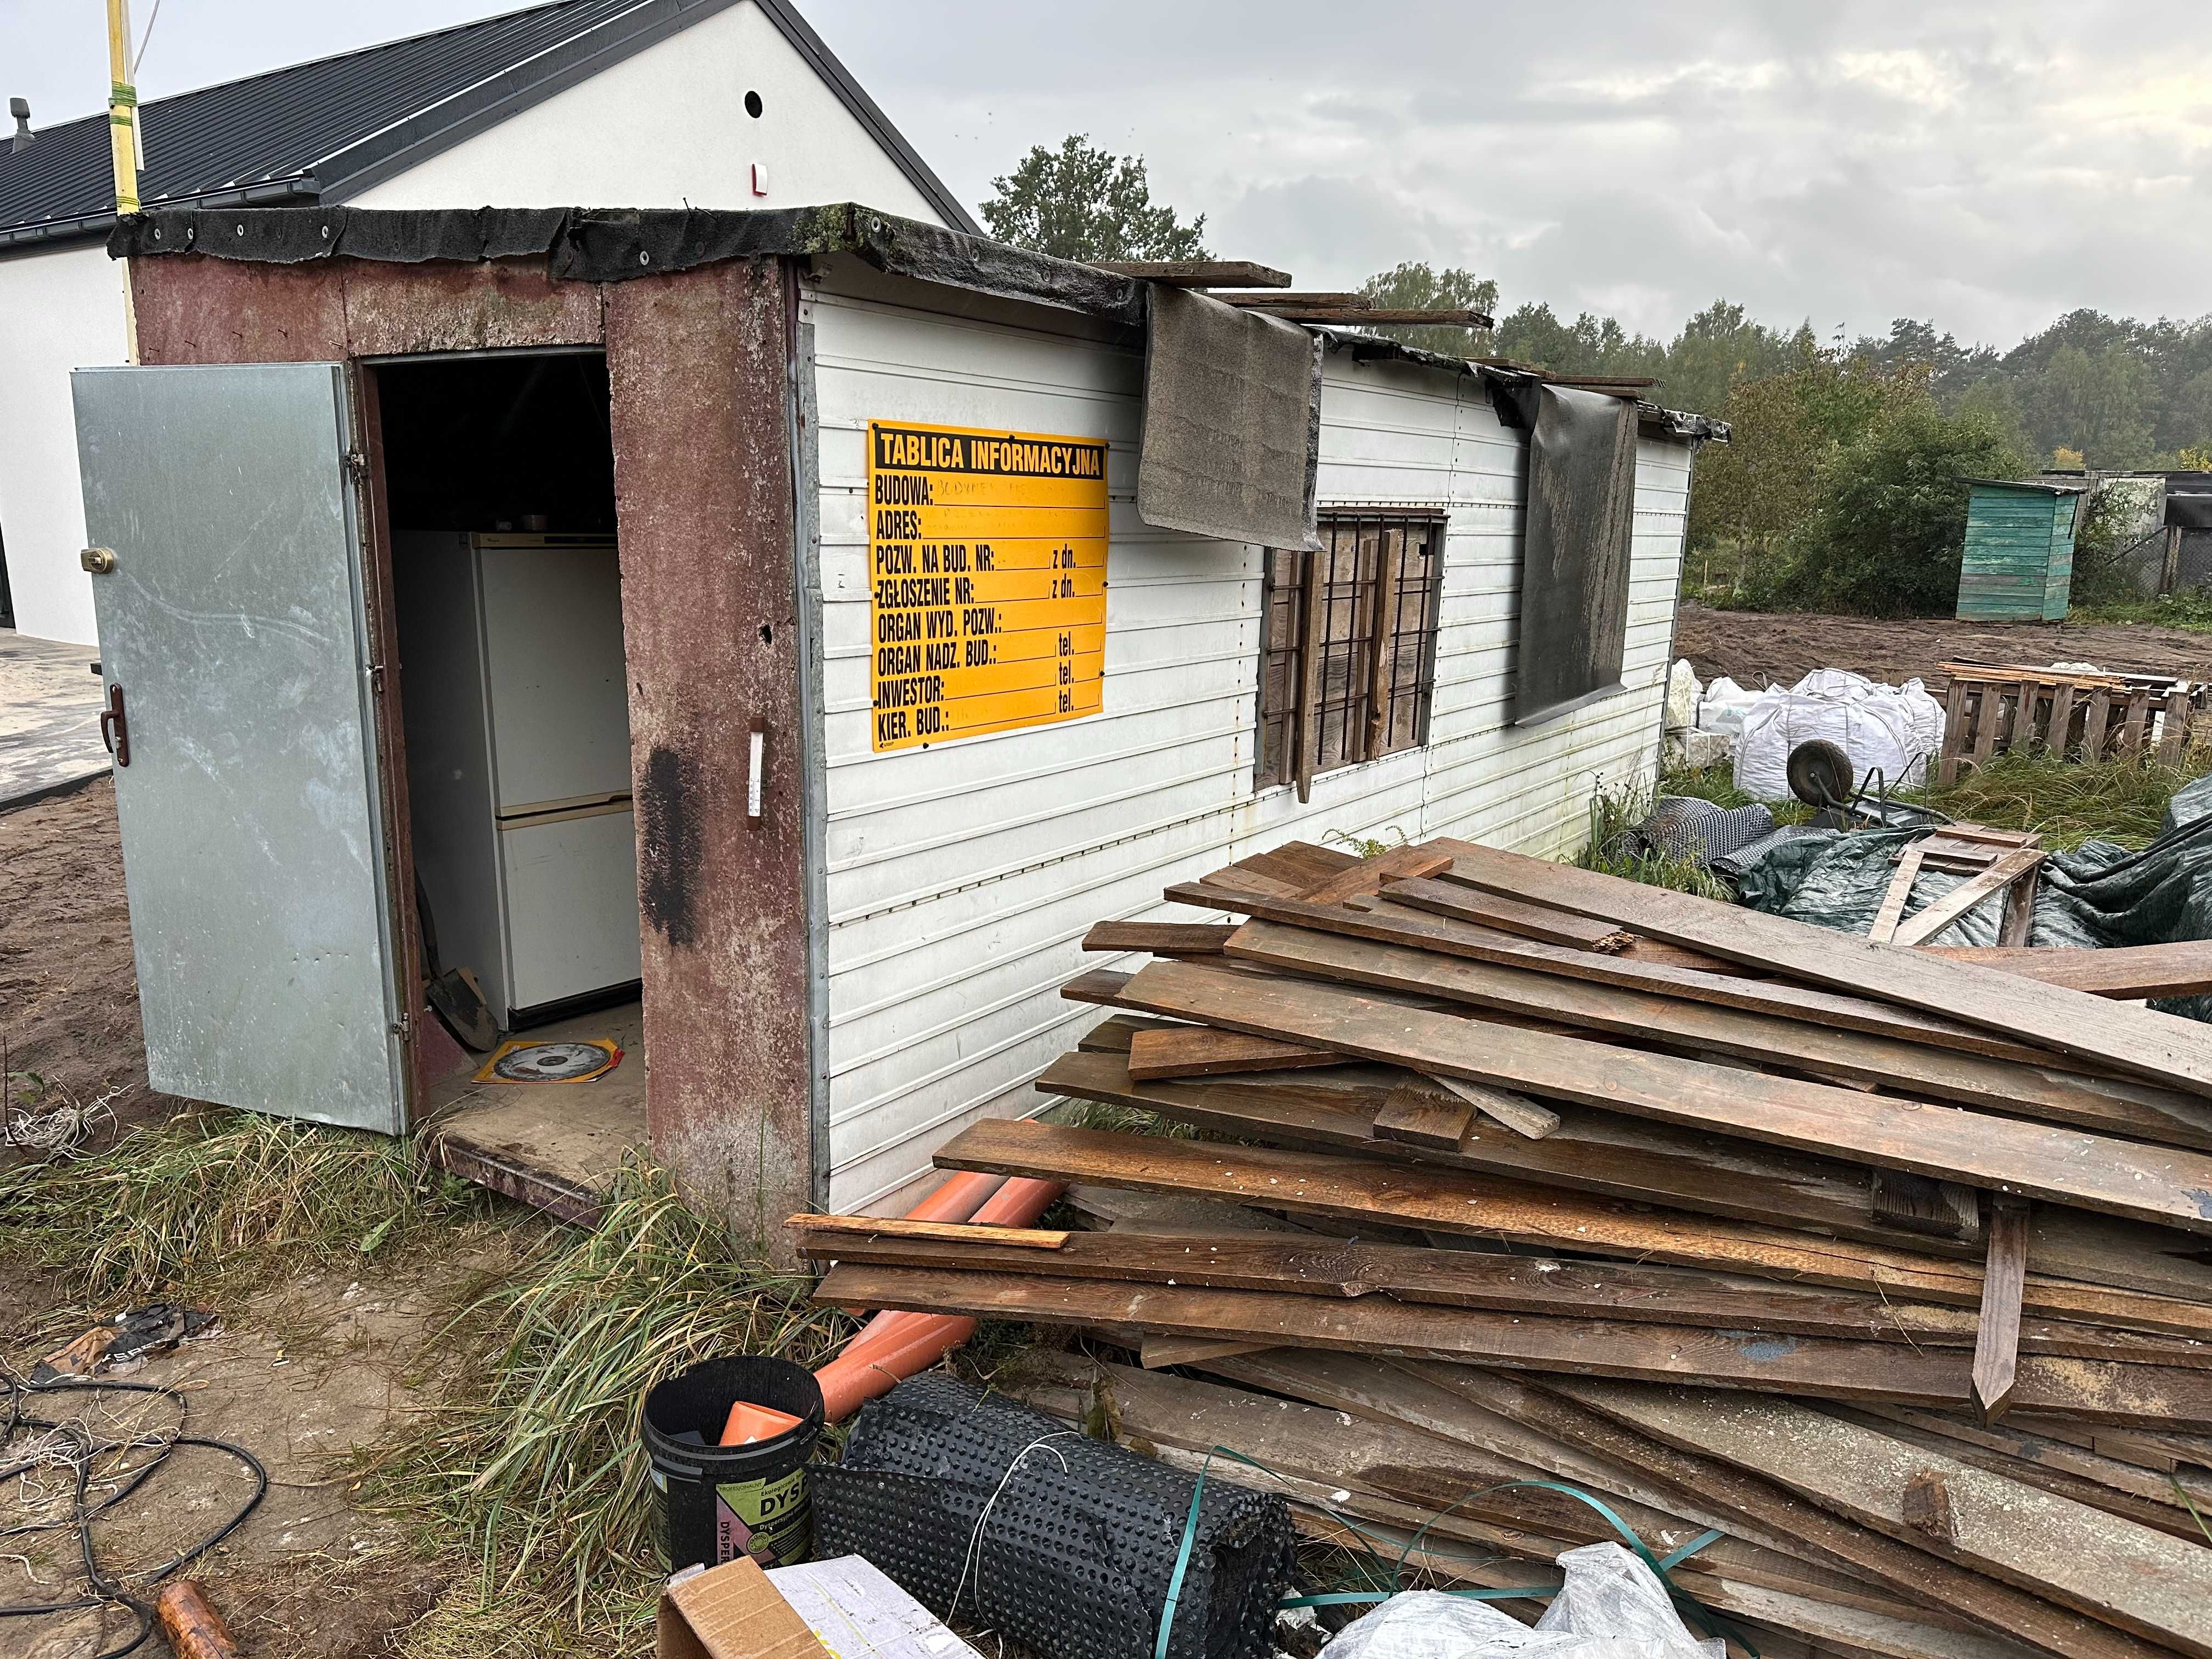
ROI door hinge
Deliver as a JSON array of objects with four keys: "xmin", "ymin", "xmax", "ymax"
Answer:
[
  {"xmin": 369, "ymin": 662, "xmax": 386, "ymax": 693},
  {"xmin": 344, "ymin": 449, "xmax": 368, "ymax": 477},
  {"xmin": 390, "ymin": 1010, "xmax": 412, "ymax": 1039}
]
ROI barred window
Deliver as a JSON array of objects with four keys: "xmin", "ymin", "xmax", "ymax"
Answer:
[{"xmin": 1256, "ymin": 512, "xmax": 1445, "ymax": 797}]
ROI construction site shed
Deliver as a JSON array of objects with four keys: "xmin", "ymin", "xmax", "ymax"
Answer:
[
  {"xmin": 1956, "ymin": 478, "xmax": 2086, "ymax": 622},
  {"xmin": 76, "ymin": 203, "xmax": 1723, "ymax": 1245}
]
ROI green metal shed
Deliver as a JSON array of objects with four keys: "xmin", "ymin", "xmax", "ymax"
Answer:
[{"xmin": 1955, "ymin": 479, "xmax": 2087, "ymax": 622}]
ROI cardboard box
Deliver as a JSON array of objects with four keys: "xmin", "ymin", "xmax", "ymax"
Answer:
[{"xmin": 657, "ymin": 1554, "xmax": 981, "ymax": 1659}]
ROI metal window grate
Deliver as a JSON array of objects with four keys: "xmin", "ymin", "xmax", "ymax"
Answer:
[
  {"xmin": 1256, "ymin": 548, "xmax": 1306, "ymax": 788},
  {"xmin": 1255, "ymin": 512, "xmax": 1444, "ymax": 793}
]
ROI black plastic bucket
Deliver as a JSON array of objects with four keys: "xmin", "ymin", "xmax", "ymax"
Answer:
[{"xmin": 642, "ymin": 1355, "xmax": 824, "ymax": 1572}]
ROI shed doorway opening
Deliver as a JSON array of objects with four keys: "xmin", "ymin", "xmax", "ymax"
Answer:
[{"xmin": 376, "ymin": 351, "xmax": 644, "ymax": 1220}]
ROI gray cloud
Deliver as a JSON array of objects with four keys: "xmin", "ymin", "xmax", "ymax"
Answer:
[{"xmin": 5, "ymin": 0, "xmax": 2210, "ymax": 347}]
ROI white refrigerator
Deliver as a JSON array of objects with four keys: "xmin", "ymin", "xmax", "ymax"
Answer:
[{"xmin": 397, "ymin": 533, "xmax": 641, "ymax": 1028}]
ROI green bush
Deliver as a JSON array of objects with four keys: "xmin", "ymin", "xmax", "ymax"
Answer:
[{"xmin": 1779, "ymin": 403, "xmax": 2030, "ymax": 616}]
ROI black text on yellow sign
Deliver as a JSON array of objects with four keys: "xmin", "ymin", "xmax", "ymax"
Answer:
[{"xmin": 868, "ymin": 420, "xmax": 1109, "ymax": 752}]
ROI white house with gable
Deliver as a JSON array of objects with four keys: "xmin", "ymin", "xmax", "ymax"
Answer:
[{"xmin": 0, "ymin": 0, "xmax": 973, "ymax": 644}]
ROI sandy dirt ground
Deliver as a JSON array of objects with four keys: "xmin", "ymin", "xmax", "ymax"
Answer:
[
  {"xmin": 1674, "ymin": 603, "xmax": 2212, "ymax": 692},
  {"xmin": 2, "ymin": 778, "xmax": 179, "ymax": 1161},
  {"xmin": 4, "ymin": 1264, "xmax": 471, "ymax": 1659},
  {"xmin": 3, "ymin": 782, "xmax": 465, "ymax": 1656}
]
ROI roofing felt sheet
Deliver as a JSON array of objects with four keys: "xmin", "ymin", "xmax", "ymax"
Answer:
[
  {"xmin": 1137, "ymin": 285, "xmax": 1323, "ymax": 553},
  {"xmin": 1504, "ymin": 382, "xmax": 1640, "ymax": 725}
]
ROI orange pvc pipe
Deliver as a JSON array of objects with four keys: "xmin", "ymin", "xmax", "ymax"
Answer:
[
  {"xmin": 838, "ymin": 1172, "xmax": 1008, "ymax": 1356},
  {"xmin": 905, "ymin": 1170, "xmax": 1008, "ymax": 1224},
  {"xmin": 834, "ymin": 1176, "xmax": 1060, "ymax": 1364},
  {"xmin": 815, "ymin": 1176, "xmax": 1063, "ymax": 1421}
]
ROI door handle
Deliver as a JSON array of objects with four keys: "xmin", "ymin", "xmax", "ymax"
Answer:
[{"xmin": 99, "ymin": 683, "xmax": 130, "ymax": 768}]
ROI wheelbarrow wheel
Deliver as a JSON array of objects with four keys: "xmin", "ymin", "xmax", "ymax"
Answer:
[{"xmin": 1786, "ymin": 739, "xmax": 1854, "ymax": 808}]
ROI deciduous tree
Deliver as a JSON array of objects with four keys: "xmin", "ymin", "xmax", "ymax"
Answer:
[{"xmin": 980, "ymin": 136, "xmax": 1207, "ymax": 263}]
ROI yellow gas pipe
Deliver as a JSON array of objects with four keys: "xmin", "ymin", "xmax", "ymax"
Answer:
[{"xmin": 106, "ymin": 0, "xmax": 140, "ymax": 360}]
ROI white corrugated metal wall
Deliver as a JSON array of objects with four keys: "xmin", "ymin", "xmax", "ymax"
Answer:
[{"xmin": 804, "ymin": 265, "xmax": 1692, "ymax": 1210}]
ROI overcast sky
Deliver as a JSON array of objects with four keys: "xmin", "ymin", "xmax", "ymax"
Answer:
[{"xmin": 6, "ymin": 0, "xmax": 2208, "ymax": 347}]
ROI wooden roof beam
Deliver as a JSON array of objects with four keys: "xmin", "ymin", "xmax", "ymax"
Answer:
[
  {"xmin": 1091, "ymin": 259, "xmax": 1292, "ymax": 287},
  {"xmin": 1256, "ymin": 307, "xmax": 1495, "ymax": 326}
]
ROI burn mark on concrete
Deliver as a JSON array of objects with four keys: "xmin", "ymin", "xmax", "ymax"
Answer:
[{"xmin": 637, "ymin": 744, "xmax": 701, "ymax": 949}]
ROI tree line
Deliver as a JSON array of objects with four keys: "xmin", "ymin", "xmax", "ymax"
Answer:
[{"xmin": 981, "ymin": 136, "xmax": 2212, "ymax": 616}]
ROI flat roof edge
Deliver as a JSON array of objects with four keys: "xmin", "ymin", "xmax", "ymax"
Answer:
[
  {"xmin": 107, "ymin": 202, "xmax": 1726, "ymax": 442},
  {"xmin": 110, "ymin": 202, "xmax": 1146, "ymax": 324}
]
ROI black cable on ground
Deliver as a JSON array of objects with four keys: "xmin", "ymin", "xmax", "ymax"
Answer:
[{"xmin": 0, "ymin": 1365, "xmax": 268, "ymax": 1659}]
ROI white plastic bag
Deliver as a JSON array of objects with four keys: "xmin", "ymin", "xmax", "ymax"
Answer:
[
  {"xmin": 1322, "ymin": 1545, "xmax": 1720, "ymax": 1659},
  {"xmin": 1732, "ymin": 670, "xmax": 1945, "ymax": 800},
  {"xmin": 1533, "ymin": 1544, "xmax": 1723, "ymax": 1656},
  {"xmin": 1694, "ymin": 676, "xmax": 1763, "ymax": 737},
  {"xmin": 1664, "ymin": 659, "xmax": 1701, "ymax": 732}
]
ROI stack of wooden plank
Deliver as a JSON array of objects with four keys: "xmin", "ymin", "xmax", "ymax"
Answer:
[{"xmin": 800, "ymin": 838, "xmax": 2212, "ymax": 1659}]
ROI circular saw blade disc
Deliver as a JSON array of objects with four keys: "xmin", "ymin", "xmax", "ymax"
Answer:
[{"xmin": 491, "ymin": 1041, "xmax": 612, "ymax": 1082}]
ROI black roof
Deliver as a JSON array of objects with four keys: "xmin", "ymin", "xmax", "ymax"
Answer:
[{"xmin": 0, "ymin": 0, "xmax": 978, "ymax": 251}]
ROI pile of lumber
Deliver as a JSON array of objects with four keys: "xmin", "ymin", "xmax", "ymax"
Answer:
[{"xmin": 801, "ymin": 838, "xmax": 2212, "ymax": 1659}]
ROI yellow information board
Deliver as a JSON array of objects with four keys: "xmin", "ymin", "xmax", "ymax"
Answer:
[{"xmin": 867, "ymin": 420, "xmax": 1108, "ymax": 753}]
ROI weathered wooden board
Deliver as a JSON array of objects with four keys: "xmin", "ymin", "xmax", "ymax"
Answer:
[
  {"xmin": 1055, "ymin": 1359, "xmax": 1844, "ymax": 1587},
  {"xmin": 1136, "ymin": 1333, "xmax": 1273, "ymax": 1367},
  {"xmin": 937, "ymin": 1118, "xmax": 2212, "ymax": 1344},
  {"xmin": 817, "ymin": 1258, "xmax": 2212, "ymax": 1424},
  {"xmin": 1870, "ymin": 1170, "xmax": 1984, "ymax": 1244},
  {"xmin": 1927, "ymin": 940, "xmax": 2212, "ymax": 1000},
  {"xmin": 1125, "ymin": 1024, "xmax": 1342, "ymax": 1079},
  {"xmin": 1410, "ymin": 1365, "xmax": 2150, "ymax": 1659},
  {"xmin": 792, "ymin": 1224, "xmax": 2212, "ymax": 1366},
  {"xmin": 784, "ymin": 1212, "xmax": 1069, "ymax": 1249},
  {"xmin": 1431, "ymin": 838, "xmax": 2212, "ymax": 1098},
  {"xmin": 1034, "ymin": 1048, "xmax": 2212, "ymax": 1318},
  {"xmin": 1300, "ymin": 843, "xmax": 1455, "ymax": 905},
  {"xmin": 1045, "ymin": 1045, "xmax": 1908, "ymax": 1244},
  {"xmin": 1102, "ymin": 958, "xmax": 2212, "ymax": 1235},
  {"xmin": 1556, "ymin": 1380, "xmax": 2212, "ymax": 1657},
  {"xmin": 1370, "ymin": 1082, "xmax": 1475, "ymax": 1148},
  {"xmin": 1374, "ymin": 876, "xmax": 1634, "ymax": 950},
  {"xmin": 1223, "ymin": 920, "xmax": 2212, "ymax": 1149},
  {"xmin": 1840, "ymin": 1404, "xmax": 2212, "ymax": 1544},
  {"xmin": 1976, "ymin": 1197, "xmax": 2032, "ymax": 1419},
  {"xmin": 1169, "ymin": 880, "xmax": 2106, "ymax": 1074},
  {"xmin": 1208, "ymin": 1352, "xmax": 2096, "ymax": 1656},
  {"xmin": 1893, "ymin": 849, "xmax": 2047, "ymax": 949},
  {"xmin": 1869, "ymin": 844, "xmax": 1929, "ymax": 945},
  {"xmin": 1420, "ymin": 1073, "xmax": 1560, "ymax": 1139},
  {"xmin": 1026, "ymin": 1359, "xmax": 1887, "ymax": 1620},
  {"xmin": 1080, "ymin": 921, "xmax": 1235, "ymax": 956}
]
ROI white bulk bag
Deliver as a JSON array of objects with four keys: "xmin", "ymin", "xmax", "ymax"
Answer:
[
  {"xmin": 1733, "ymin": 670, "xmax": 1945, "ymax": 800},
  {"xmin": 1694, "ymin": 676, "xmax": 1764, "ymax": 737}
]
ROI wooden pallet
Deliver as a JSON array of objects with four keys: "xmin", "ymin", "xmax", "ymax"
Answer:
[{"xmin": 1936, "ymin": 662, "xmax": 2207, "ymax": 783}]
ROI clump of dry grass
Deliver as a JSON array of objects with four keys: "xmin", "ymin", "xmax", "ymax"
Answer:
[
  {"xmin": 361, "ymin": 1161, "xmax": 856, "ymax": 1655},
  {"xmin": 1918, "ymin": 746, "xmax": 2212, "ymax": 851},
  {"xmin": 0, "ymin": 1106, "xmax": 484, "ymax": 1300}
]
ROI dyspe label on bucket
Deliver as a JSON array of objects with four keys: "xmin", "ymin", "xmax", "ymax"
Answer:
[{"xmin": 714, "ymin": 1465, "xmax": 809, "ymax": 1566}]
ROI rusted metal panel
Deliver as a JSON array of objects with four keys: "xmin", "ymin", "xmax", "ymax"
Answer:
[
  {"xmin": 129, "ymin": 256, "xmax": 348, "ymax": 364},
  {"xmin": 339, "ymin": 259, "xmax": 603, "ymax": 357},
  {"xmin": 607, "ymin": 258, "xmax": 812, "ymax": 1257},
  {"xmin": 131, "ymin": 254, "xmax": 601, "ymax": 364},
  {"xmin": 426, "ymin": 1131, "xmax": 605, "ymax": 1228}
]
